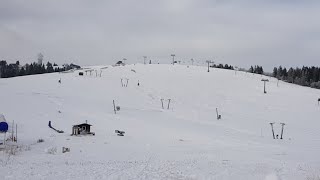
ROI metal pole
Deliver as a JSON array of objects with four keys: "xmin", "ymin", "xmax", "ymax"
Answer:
[
  {"xmin": 270, "ymin": 122, "xmax": 275, "ymax": 139},
  {"xmin": 143, "ymin": 56, "xmax": 147, "ymax": 65},
  {"xmin": 16, "ymin": 124, "xmax": 17, "ymax": 142},
  {"xmin": 216, "ymin": 108, "xmax": 219, "ymax": 119},
  {"xmin": 280, "ymin": 123, "xmax": 285, "ymax": 139},
  {"xmin": 167, "ymin": 99, "xmax": 171, "ymax": 109},
  {"xmin": 171, "ymin": 54, "xmax": 175, "ymax": 65},
  {"xmin": 113, "ymin": 100, "xmax": 116, "ymax": 114},
  {"xmin": 161, "ymin": 99, "xmax": 164, "ymax": 109},
  {"xmin": 4, "ymin": 132, "xmax": 6, "ymax": 145},
  {"xmin": 261, "ymin": 79, "xmax": 269, "ymax": 94},
  {"xmin": 12, "ymin": 120, "xmax": 14, "ymax": 142}
]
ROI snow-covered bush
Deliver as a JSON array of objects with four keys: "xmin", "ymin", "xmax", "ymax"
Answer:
[
  {"xmin": 45, "ymin": 147, "xmax": 57, "ymax": 155},
  {"xmin": 310, "ymin": 81, "xmax": 320, "ymax": 89},
  {"xmin": 3, "ymin": 145, "xmax": 31, "ymax": 156},
  {"xmin": 5, "ymin": 145, "xmax": 18, "ymax": 155}
]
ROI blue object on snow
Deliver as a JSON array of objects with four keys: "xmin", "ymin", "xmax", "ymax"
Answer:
[{"xmin": 0, "ymin": 122, "xmax": 8, "ymax": 132}]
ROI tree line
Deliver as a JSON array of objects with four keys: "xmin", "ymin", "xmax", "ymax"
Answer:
[
  {"xmin": 248, "ymin": 65, "xmax": 264, "ymax": 74},
  {"xmin": 0, "ymin": 60, "xmax": 81, "ymax": 78},
  {"xmin": 236, "ymin": 64, "xmax": 320, "ymax": 89},
  {"xmin": 211, "ymin": 63, "xmax": 234, "ymax": 70},
  {"xmin": 273, "ymin": 66, "xmax": 320, "ymax": 89}
]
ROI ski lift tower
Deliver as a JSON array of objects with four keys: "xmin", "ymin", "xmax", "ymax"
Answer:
[
  {"xmin": 143, "ymin": 56, "xmax": 147, "ymax": 65},
  {"xmin": 206, "ymin": 60, "xmax": 214, "ymax": 72},
  {"xmin": 171, "ymin": 54, "xmax": 175, "ymax": 65}
]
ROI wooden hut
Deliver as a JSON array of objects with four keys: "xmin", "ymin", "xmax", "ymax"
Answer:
[{"xmin": 71, "ymin": 123, "xmax": 95, "ymax": 136}]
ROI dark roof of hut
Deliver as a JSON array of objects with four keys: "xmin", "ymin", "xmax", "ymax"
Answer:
[{"xmin": 73, "ymin": 123, "xmax": 92, "ymax": 127}]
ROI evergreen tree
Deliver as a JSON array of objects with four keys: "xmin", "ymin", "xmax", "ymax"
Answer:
[
  {"xmin": 287, "ymin": 68, "xmax": 294, "ymax": 83},
  {"xmin": 282, "ymin": 68, "xmax": 288, "ymax": 80},
  {"xmin": 46, "ymin": 62, "xmax": 54, "ymax": 73},
  {"xmin": 19, "ymin": 67, "xmax": 26, "ymax": 76},
  {"xmin": 249, "ymin": 66, "xmax": 254, "ymax": 73},
  {"xmin": 277, "ymin": 66, "xmax": 283, "ymax": 79},
  {"xmin": 273, "ymin": 67, "xmax": 278, "ymax": 77}
]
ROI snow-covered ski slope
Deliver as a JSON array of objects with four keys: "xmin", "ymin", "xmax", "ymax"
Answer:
[{"xmin": 0, "ymin": 64, "xmax": 320, "ymax": 180}]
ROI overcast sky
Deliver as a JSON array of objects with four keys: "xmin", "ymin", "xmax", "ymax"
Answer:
[{"xmin": 1, "ymin": 0, "xmax": 320, "ymax": 71}]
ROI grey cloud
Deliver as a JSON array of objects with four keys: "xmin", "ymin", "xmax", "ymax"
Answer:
[{"xmin": 0, "ymin": 0, "xmax": 320, "ymax": 70}]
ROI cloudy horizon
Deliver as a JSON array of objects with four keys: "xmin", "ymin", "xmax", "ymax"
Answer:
[{"xmin": 1, "ymin": 0, "xmax": 320, "ymax": 71}]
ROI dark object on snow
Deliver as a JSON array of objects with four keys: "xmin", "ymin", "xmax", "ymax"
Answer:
[
  {"xmin": 79, "ymin": 72, "xmax": 84, "ymax": 76},
  {"xmin": 115, "ymin": 61, "xmax": 124, "ymax": 66},
  {"xmin": 116, "ymin": 106, "xmax": 120, "ymax": 111},
  {"xmin": 276, "ymin": 134, "xmax": 279, "ymax": 139},
  {"xmin": 318, "ymin": 98, "xmax": 320, "ymax": 105},
  {"xmin": 115, "ymin": 130, "xmax": 125, "ymax": 136},
  {"xmin": 48, "ymin": 121, "xmax": 64, "ymax": 133},
  {"xmin": 69, "ymin": 63, "xmax": 81, "ymax": 69},
  {"xmin": 62, "ymin": 147, "xmax": 70, "ymax": 153},
  {"xmin": 71, "ymin": 123, "xmax": 95, "ymax": 136},
  {"xmin": 216, "ymin": 108, "xmax": 221, "ymax": 120},
  {"xmin": 58, "ymin": 78, "xmax": 61, "ymax": 83}
]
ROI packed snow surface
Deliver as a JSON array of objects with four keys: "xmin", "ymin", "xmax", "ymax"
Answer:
[{"xmin": 0, "ymin": 64, "xmax": 319, "ymax": 179}]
